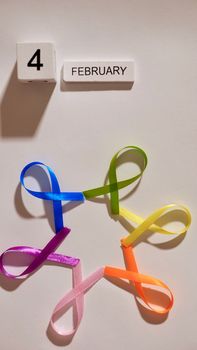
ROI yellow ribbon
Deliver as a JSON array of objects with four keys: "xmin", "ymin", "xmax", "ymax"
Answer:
[
  {"xmin": 101, "ymin": 146, "xmax": 192, "ymax": 314},
  {"xmin": 120, "ymin": 204, "xmax": 191, "ymax": 247}
]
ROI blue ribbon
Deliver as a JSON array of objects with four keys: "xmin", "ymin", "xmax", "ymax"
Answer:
[{"xmin": 20, "ymin": 162, "xmax": 84, "ymax": 233}]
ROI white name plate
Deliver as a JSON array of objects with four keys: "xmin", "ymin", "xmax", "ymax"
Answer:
[{"xmin": 63, "ymin": 61, "xmax": 134, "ymax": 82}]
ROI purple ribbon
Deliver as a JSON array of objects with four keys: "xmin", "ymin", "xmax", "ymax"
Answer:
[{"xmin": 0, "ymin": 227, "xmax": 79, "ymax": 279}]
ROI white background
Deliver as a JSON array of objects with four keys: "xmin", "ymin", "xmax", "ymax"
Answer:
[{"xmin": 0, "ymin": 1, "xmax": 197, "ymax": 350}]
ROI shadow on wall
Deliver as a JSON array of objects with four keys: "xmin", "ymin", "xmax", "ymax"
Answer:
[
  {"xmin": 0, "ymin": 63, "xmax": 133, "ymax": 138},
  {"xmin": 0, "ymin": 63, "xmax": 56, "ymax": 137}
]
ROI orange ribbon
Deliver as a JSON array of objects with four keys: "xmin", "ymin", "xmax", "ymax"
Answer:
[{"xmin": 104, "ymin": 245, "xmax": 173, "ymax": 314}]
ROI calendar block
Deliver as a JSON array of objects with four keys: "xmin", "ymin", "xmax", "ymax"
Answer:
[
  {"xmin": 63, "ymin": 60, "xmax": 135, "ymax": 82},
  {"xmin": 17, "ymin": 42, "xmax": 56, "ymax": 82}
]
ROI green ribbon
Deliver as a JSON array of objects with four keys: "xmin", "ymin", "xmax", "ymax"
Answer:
[{"xmin": 83, "ymin": 146, "xmax": 148, "ymax": 215}]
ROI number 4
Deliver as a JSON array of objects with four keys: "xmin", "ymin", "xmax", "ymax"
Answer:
[{"xmin": 27, "ymin": 49, "xmax": 44, "ymax": 71}]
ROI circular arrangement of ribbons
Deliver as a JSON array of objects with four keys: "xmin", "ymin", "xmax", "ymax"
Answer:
[{"xmin": 0, "ymin": 146, "xmax": 192, "ymax": 340}]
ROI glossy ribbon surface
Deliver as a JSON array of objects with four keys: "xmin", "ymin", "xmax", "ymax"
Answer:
[
  {"xmin": 0, "ymin": 146, "xmax": 192, "ymax": 340},
  {"xmin": 50, "ymin": 264, "xmax": 104, "ymax": 337},
  {"xmin": 120, "ymin": 204, "xmax": 191, "ymax": 246},
  {"xmin": 104, "ymin": 245, "xmax": 173, "ymax": 314},
  {"xmin": 20, "ymin": 146, "xmax": 148, "ymax": 218},
  {"xmin": 0, "ymin": 227, "xmax": 80, "ymax": 278},
  {"xmin": 50, "ymin": 242, "xmax": 173, "ymax": 337},
  {"xmin": 21, "ymin": 162, "xmax": 84, "ymax": 233},
  {"xmin": 83, "ymin": 145, "xmax": 148, "ymax": 214},
  {"xmin": 46, "ymin": 147, "xmax": 191, "ymax": 326}
]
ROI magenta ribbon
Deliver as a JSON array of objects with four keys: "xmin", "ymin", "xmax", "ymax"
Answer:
[
  {"xmin": 0, "ymin": 227, "xmax": 79, "ymax": 278},
  {"xmin": 0, "ymin": 163, "xmax": 105, "ymax": 340},
  {"xmin": 0, "ymin": 226, "xmax": 104, "ymax": 338}
]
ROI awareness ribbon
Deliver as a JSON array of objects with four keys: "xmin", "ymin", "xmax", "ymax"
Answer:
[
  {"xmin": 20, "ymin": 161, "xmax": 84, "ymax": 233},
  {"xmin": 50, "ymin": 242, "xmax": 174, "ymax": 339},
  {"xmin": 48, "ymin": 147, "xmax": 191, "ymax": 335},
  {"xmin": 104, "ymin": 245, "xmax": 173, "ymax": 314},
  {"xmin": 20, "ymin": 146, "xmax": 191, "ymax": 246},
  {"xmin": 49, "ymin": 218, "xmax": 185, "ymax": 337},
  {"xmin": 51, "ymin": 203, "xmax": 190, "ymax": 334},
  {"xmin": 83, "ymin": 145, "xmax": 148, "ymax": 214},
  {"xmin": 120, "ymin": 204, "xmax": 191, "ymax": 246},
  {"xmin": 1, "ymin": 165, "xmax": 85, "ymax": 336},
  {"xmin": 0, "ymin": 226, "xmax": 95, "ymax": 337},
  {"xmin": 1, "ymin": 162, "xmax": 105, "ymax": 338},
  {"xmin": 50, "ymin": 264, "xmax": 104, "ymax": 337},
  {"xmin": 20, "ymin": 146, "xmax": 148, "ymax": 220},
  {"xmin": 1, "ymin": 161, "xmax": 84, "ymax": 279},
  {"xmin": 1, "ymin": 146, "xmax": 191, "ymax": 339},
  {"xmin": 18, "ymin": 146, "xmax": 191, "ymax": 337},
  {"xmin": 0, "ymin": 227, "xmax": 79, "ymax": 279}
]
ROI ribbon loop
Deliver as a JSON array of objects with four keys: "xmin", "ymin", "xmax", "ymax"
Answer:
[
  {"xmin": 1, "ymin": 145, "xmax": 191, "ymax": 339},
  {"xmin": 0, "ymin": 227, "xmax": 80, "ymax": 279},
  {"xmin": 104, "ymin": 245, "xmax": 173, "ymax": 314},
  {"xmin": 20, "ymin": 147, "xmax": 148, "ymax": 228},
  {"xmin": 50, "ymin": 264, "xmax": 104, "ymax": 337},
  {"xmin": 83, "ymin": 146, "xmax": 148, "ymax": 214},
  {"xmin": 120, "ymin": 204, "xmax": 191, "ymax": 247},
  {"xmin": 20, "ymin": 162, "xmax": 84, "ymax": 233}
]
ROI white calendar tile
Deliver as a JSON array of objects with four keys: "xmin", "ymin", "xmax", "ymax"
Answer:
[{"xmin": 17, "ymin": 42, "xmax": 56, "ymax": 83}]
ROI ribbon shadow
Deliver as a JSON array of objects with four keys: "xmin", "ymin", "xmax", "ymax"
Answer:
[
  {"xmin": 105, "ymin": 276, "xmax": 169, "ymax": 324},
  {"xmin": 87, "ymin": 149, "xmax": 188, "ymax": 250}
]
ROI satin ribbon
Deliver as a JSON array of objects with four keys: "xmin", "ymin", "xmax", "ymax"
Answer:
[
  {"xmin": 20, "ymin": 146, "xmax": 148, "ymax": 219},
  {"xmin": 0, "ymin": 163, "xmax": 83, "ymax": 280},
  {"xmin": 0, "ymin": 225, "xmax": 96, "ymax": 338},
  {"xmin": 0, "ymin": 161, "xmax": 85, "ymax": 281},
  {"xmin": 1, "ymin": 146, "xmax": 191, "ymax": 339},
  {"xmin": 120, "ymin": 204, "xmax": 191, "ymax": 247},
  {"xmin": 83, "ymin": 146, "xmax": 148, "ymax": 214},
  {"xmin": 104, "ymin": 245, "xmax": 173, "ymax": 314},
  {"xmin": 45, "ymin": 147, "xmax": 191, "ymax": 336},
  {"xmin": 0, "ymin": 227, "xmax": 80, "ymax": 278},
  {"xmin": 21, "ymin": 162, "xmax": 84, "ymax": 233},
  {"xmin": 50, "ymin": 264, "xmax": 104, "ymax": 337},
  {"xmin": 50, "ymin": 241, "xmax": 173, "ymax": 338},
  {"xmin": 20, "ymin": 148, "xmax": 191, "ymax": 246}
]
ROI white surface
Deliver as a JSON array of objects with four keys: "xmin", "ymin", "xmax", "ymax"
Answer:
[
  {"xmin": 17, "ymin": 42, "xmax": 56, "ymax": 82},
  {"xmin": 63, "ymin": 61, "xmax": 134, "ymax": 82},
  {"xmin": 0, "ymin": 1, "xmax": 197, "ymax": 350}
]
